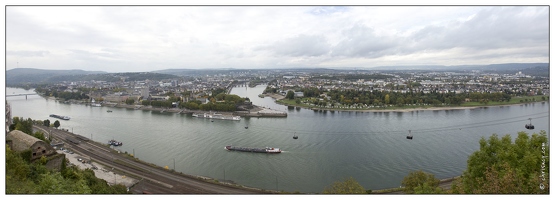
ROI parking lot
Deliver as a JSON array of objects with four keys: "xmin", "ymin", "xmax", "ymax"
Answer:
[{"xmin": 57, "ymin": 148, "xmax": 138, "ymax": 188}]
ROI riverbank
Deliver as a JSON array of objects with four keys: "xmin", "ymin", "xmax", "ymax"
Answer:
[
  {"xmin": 108, "ymin": 103, "xmax": 287, "ymax": 117},
  {"xmin": 266, "ymin": 93, "xmax": 548, "ymax": 113},
  {"xmin": 371, "ymin": 176, "xmax": 460, "ymax": 194},
  {"xmin": 43, "ymin": 95, "xmax": 287, "ymax": 117}
]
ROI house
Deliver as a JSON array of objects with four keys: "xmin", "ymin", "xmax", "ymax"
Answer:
[
  {"xmin": 6, "ymin": 130, "xmax": 65, "ymax": 171},
  {"xmin": 196, "ymin": 98, "xmax": 210, "ymax": 104}
]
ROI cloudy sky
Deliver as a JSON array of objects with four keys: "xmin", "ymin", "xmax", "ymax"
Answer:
[{"xmin": 5, "ymin": 6, "xmax": 549, "ymax": 72}]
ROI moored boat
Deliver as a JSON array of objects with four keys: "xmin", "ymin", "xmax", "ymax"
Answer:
[
  {"xmin": 91, "ymin": 99, "xmax": 101, "ymax": 107},
  {"xmin": 109, "ymin": 140, "xmax": 123, "ymax": 146},
  {"xmin": 192, "ymin": 112, "xmax": 241, "ymax": 121},
  {"xmin": 225, "ymin": 145, "xmax": 281, "ymax": 153}
]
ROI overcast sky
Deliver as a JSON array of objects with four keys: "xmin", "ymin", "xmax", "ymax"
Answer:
[{"xmin": 5, "ymin": 6, "xmax": 549, "ymax": 72}]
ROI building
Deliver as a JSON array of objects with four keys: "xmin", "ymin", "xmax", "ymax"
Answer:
[
  {"xmin": 6, "ymin": 130, "xmax": 65, "ymax": 171},
  {"xmin": 294, "ymin": 92, "xmax": 304, "ymax": 98},
  {"xmin": 141, "ymin": 87, "xmax": 150, "ymax": 99}
]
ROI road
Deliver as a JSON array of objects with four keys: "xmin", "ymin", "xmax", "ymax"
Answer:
[
  {"xmin": 35, "ymin": 125, "xmax": 267, "ymax": 194},
  {"xmin": 378, "ymin": 177, "xmax": 457, "ymax": 194}
]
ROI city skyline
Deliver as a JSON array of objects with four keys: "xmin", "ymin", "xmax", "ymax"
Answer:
[{"xmin": 6, "ymin": 5, "xmax": 549, "ymax": 73}]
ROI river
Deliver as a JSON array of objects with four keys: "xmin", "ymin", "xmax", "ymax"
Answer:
[{"xmin": 6, "ymin": 86, "xmax": 550, "ymax": 193}]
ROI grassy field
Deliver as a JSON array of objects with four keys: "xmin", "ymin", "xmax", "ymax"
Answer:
[
  {"xmin": 461, "ymin": 95, "xmax": 547, "ymax": 107},
  {"xmin": 276, "ymin": 95, "xmax": 548, "ymax": 111}
]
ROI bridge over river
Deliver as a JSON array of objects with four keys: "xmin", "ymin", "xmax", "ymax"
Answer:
[{"xmin": 6, "ymin": 93, "xmax": 39, "ymax": 100}]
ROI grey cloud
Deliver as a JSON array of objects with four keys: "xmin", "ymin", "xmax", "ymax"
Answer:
[
  {"xmin": 408, "ymin": 7, "xmax": 548, "ymax": 52},
  {"xmin": 7, "ymin": 8, "xmax": 124, "ymax": 50},
  {"xmin": 7, "ymin": 50, "xmax": 50, "ymax": 57},
  {"xmin": 309, "ymin": 6, "xmax": 349, "ymax": 16},
  {"xmin": 331, "ymin": 25, "xmax": 399, "ymax": 58},
  {"xmin": 69, "ymin": 49, "xmax": 118, "ymax": 61},
  {"xmin": 257, "ymin": 34, "xmax": 331, "ymax": 57}
]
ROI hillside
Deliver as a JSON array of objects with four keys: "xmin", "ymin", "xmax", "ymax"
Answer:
[
  {"xmin": 6, "ymin": 69, "xmax": 179, "ymax": 86},
  {"xmin": 371, "ymin": 63, "xmax": 548, "ymax": 72},
  {"xmin": 6, "ymin": 68, "xmax": 107, "ymax": 85}
]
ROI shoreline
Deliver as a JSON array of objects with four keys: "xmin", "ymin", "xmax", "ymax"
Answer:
[
  {"xmin": 263, "ymin": 93, "xmax": 548, "ymax": 113},
  {"xmin": 39, "ymin": 95, "xmax": 287, "ymax": 117}
]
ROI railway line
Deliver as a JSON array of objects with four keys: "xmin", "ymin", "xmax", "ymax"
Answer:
[{"xmin": 35, "ymin": 125, "xmax": 265, "ymax": 194}]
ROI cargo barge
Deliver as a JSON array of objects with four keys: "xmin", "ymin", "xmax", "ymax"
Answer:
[
  {"xmin": 225, "ymin": 145, "xmax": 281, "ymax": 153},
  {"xmin": 49, "ymin": 114, "xmax": 70, "ymax": 120}
]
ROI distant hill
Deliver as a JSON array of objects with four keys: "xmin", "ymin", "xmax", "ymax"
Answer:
[
  {"xmin": 5, "ymin": 68, "xmax": 179, "ymax": 85},
  {"xmin": 371, "ymin": 63, "xmax": 548, "ymax": 71},
  {"xmin": 152, "ymin": 68, "xmax": 254, "ymax": 77},
  {"xmin": 6, "ymin": 68, "xmax": 107, "ymax": 85}
]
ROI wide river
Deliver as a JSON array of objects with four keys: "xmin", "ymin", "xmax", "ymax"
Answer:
[{"xmin": 6, "ymin": 86, "xmax": 550, "ymax": 193}]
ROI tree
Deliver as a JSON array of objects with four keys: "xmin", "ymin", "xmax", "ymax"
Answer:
[
  {"xmin": 323, "ymin": 177, "xmax": 366, "ymax": 194},
  {"xmin": 384, "ymin": 94, "xmax": 390, "ymax": 105},
  {"xmin": 286, "ymin": 90, "xmax": 295, "ymax": 100},
  {"xmin": 43, "ymin": 119, "xmax": 50, "ymax": 127},
  {"xmin": 53, "ymin": 120, "xmax": 60, "ymax": 129},
  {"xmin": 451, "ymin": 131, "xmax": 549, "ymax": 194},
  {"xmin": 125, "ymin": 98, "xmax": 135, "ymax": 105},
  {"xmin": 14, "ymin": 117, "xmax": 33, "ymax": 135},
  {"xmin": 401, "ymin": 170, "xmax": 441, "ymax": 194}
]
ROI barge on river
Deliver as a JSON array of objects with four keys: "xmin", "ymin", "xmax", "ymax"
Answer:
[
  {"xmin": 192, "ymin": 113, "xmax": 241, "ymax": 121},
  {"xmin": 49, "ymin": 114, "xmax": 70, "ymax": 120},
  {"xmin": 225, "ymin": 145, "xmax": 281, "ymax": 153}
]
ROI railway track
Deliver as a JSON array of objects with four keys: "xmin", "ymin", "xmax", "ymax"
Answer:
[{"xmin": 36, "ymin": 125, "xmax": 264, "ymax": 194}]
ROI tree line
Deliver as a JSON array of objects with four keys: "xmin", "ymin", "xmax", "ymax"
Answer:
[
  {"xmin": 279, "ymin": 86, "xmax": 514, "ymax": 107},
  {"xmin": 34, "ymin": 87, "xmax": 90, "ymax": 100}
]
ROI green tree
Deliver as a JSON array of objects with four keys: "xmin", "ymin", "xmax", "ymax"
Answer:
[
  {"xmin": 414, "ymin": 182, "xmax": 444, "ymax": 194},
  {"xmin": 53, "ymin": 120, "xmax": 60, "ymax": 129},
  {"xmin": 451, "ymin": 131, "xmax": 549, "ymax": 194},
  {"xmin": 322, "ymin": 177, "xmax": 366, "ymax": 194},
  {"xmin": 286, "ymin": 90, "xmax": 295, "ymax": 100},
  {"xmin": 43, "ymin": 119, "xmax": 50, "ymax": 127},
  {"xmin": 401, "ymin": 170, "xmax": 441, "ymax": 194},
  {"xmin": 384, "ymin": 94, "xmax": 390, "ymax": 105},
  {"xmin": 125, "ymin": 98, "xmax": 135, "ymax": 105}
]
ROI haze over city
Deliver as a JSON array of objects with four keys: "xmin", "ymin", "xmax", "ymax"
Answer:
[{"xmin": 5, "ymin": 5, "xmax": 549, "ymax": 73}]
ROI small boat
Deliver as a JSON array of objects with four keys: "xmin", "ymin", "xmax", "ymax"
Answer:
[
  {"xmin": 406, "ymin": 130, "xmax": 413, "ymax": 140},
  {"xmin": 225, "ymin": 145, "xmax": 281, "ymax": 153},
  {"xmin": 525, "ymin": 118, "xmax": 535, "ymax": 130},
  {"xmin": 293, "ymin": 132, "xmax": 298, "ymax": 139},
  {"xmin": 109, "ymin": 140, "xmax": 123, "ymax": 146},
  {"xmin": 245, "ymin": 126, "xmax": 248, "ymax": 129},
  {"xmin": 91, "ymin": 99, "xmax": 101, "ymax": 107},
  {"xmin": 107, "ymin": 110, "xmax": 113, "ymax": 113}
]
